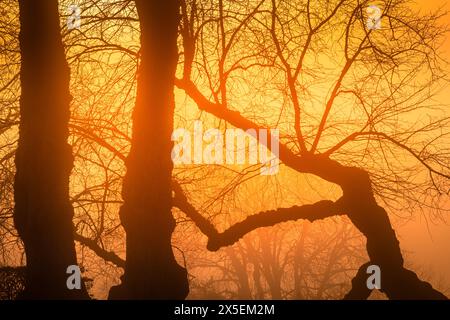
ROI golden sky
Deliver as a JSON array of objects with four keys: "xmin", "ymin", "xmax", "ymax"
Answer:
[{"xmin": 396, "ymin": 0, "xmax": 450, "ymax": 287}]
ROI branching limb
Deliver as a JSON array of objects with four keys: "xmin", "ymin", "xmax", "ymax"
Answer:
[
  {"xmin": 74, "ymin": 233, "xmax": 125, "ymax": 268},
  {"xmin": 174, "ymin": 180, "xmax": 344, "ymax": 251}
]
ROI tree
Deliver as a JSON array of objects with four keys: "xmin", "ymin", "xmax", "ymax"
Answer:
[
  {"xmin": 14, "ymin": 0, "xmax": 88, "ymax": 299},
  {"xmin": 175, "ymin": 0, "xmax": 449, "ymax": 299},
  {"xmin": 1, "ymin": 0, "xmax": 448, "ymax": 300},
  {"xmin": 108, "ymin": 0, "xmax": 189, "ymax": 299}
]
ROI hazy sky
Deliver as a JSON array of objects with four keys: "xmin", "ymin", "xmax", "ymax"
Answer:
[{"xmin": 396, "ymin": 0, "xmax": 450, "ymax": 290}]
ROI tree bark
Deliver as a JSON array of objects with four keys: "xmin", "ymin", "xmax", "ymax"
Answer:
[
  {"xmin": 108, "ymin": 0, "xmax": 189, "ymax": 299},
  {"xmin": 14, "ymin": 0, "xmax": 88, "ymax": 299}
]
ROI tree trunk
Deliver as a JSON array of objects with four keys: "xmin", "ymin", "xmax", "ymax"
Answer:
[
  {"xmin": 14, "ymin": 0, "xmax": 88, "ymax": 299},
  {"xmin": 297, "ymin": 155, "xmax": 446, "ymax": 299},
  {"xmin": 108, "ymin": 0, "xmax": 189, "ymax": 299}
]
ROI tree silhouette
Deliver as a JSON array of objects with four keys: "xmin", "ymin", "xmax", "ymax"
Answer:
[
  {"xmin": 0, "ymin": 0, "xmax": 448, "ymax": 300},
  {"xmin": 13, "ymin": 0, "xmax": 88, "ymax": 299},
  {"xmin": 108, "ymin": 0, "xmax": 189, "ymax": 299},
  {"xmin": 174, "ymin": 0, "xmax": 449, "ymax": 299}
]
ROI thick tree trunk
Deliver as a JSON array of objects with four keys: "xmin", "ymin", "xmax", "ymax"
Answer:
[
  {"xmin": 14, "ymin": 0, "xmax": 88, "ymax": 299},
  {"xmin": 297, "ymin": 155, "xmax": 446, "ymax": 299},
  {"xmin": 108, "ymin": 0, "xmax": 189, "ymax": 299}
]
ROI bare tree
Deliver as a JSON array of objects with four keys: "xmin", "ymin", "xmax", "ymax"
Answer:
[
  {"xmin": 108, "ymin": 0, "xmax": 189, "ymax": 299},
  {"xmin": 175, "ymin": 0, "xmax": 449, "ymax": 299},
  {"xmin": 0, "ymin": 0, "xmax": 448, "ymax": 300},
  {"xmin": 13, "ymin": 0, "xmax": 89, "ymax": 299}
]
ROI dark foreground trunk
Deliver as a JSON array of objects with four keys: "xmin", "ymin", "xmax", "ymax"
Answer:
[
  {"xmin": 14, "ymin": 0, "xmax": 88, "ymax": 299},
  {"xmin": 109, "ymin": 0, "xmax": 189, "ymax": 299}
]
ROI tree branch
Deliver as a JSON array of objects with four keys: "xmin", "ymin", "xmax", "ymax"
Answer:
[
  {"xmin": 173, "ymin": 180, "xmax": 344, "ymax": 251},
  {"xmin": 74, "ymin": 233, "xmax": 125, "ymax": 268}
]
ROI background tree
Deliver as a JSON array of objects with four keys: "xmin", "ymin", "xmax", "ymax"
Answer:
[{"xmin": 13, "ymin": 0, "xmax": 88, "ymax": 299}]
